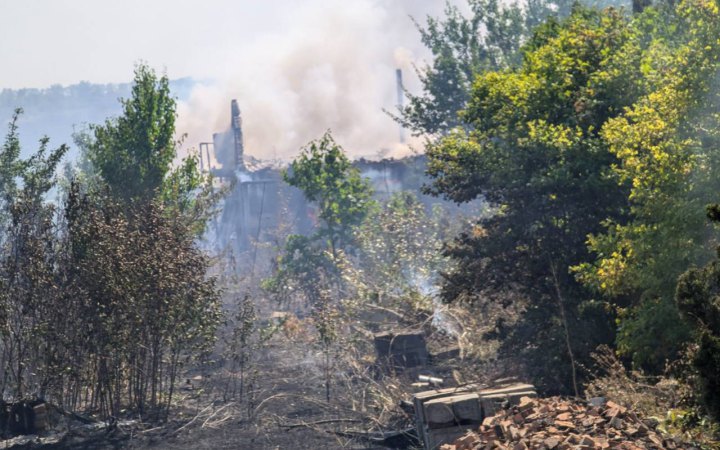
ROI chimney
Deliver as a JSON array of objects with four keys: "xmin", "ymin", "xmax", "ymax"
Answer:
[
  {"xmin": 231, "ymin": 99, "xmax": 245, "ymax": 171},
  {"xmin": 396, "ymin": 69, "xmax": 405, "ymax": 144}
]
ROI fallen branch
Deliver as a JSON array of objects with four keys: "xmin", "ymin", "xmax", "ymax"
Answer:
[
  {"xmin": 201, "ymin": 402, "xmax": 236, "ymax": 428},
  {"xmin": 278, "ymin": 418, "xmax": 362, "ymax": 429},
  {"xmin": 253, "ymin": 393, "xmax": 339, "ymax": 417},
  {"xmin": 172, "ymin": 404, "xmax": 214, "ymax": 434}
]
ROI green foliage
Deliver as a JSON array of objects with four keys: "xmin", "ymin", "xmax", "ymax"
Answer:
[
  {"xmin": 268, "ymin": 133, "xmax": 374, "ymax": 302},
  {"xmin": 265, "ymin": 234, "xmax": 332, "ymax": 301},
  {"xmin": 0, "ymin": 110, "xmax": 24, "ymax": 218},
  {"xmin": 399, "ymin": 0, "xmax": 533, "ymax": 135},
  {"xmin": 161, "ymin": 152, "xmax": 219, "ymax": 235},
  {"xmin": 87, "ymin": 63, "xmax": 177, "ymax": 202},
  {"xmin": 0, "ymin": 116, "xmax": 68, "ymax": 398},
  {"xmin": 0, "ymin": 109, "xmax": 68, "ymax": 233},
  {"xmin": 59, "ymin": 64, "xmax": 221, "ymax": 417},
  {"xmin": 0, "ymin": 69, "xmax": 220, "ymax": 421},
  {"xmin": 615, "ymin": 297, "xmax": 691, "ymax": 369},
  {"xmin": 575, "ymin": 0, "xmax": 720, "ymax": 370},
  {"xmin": 62, "ymin": 184, "xmax": 222, "ymax": 418},
  {"xmin": 343, "ymin": 192, "xmax": 460, "ymax": 314},
  {"xmin": 676, "ymin": 205, "xmax": 720, "ymax": 419},
  {"xmin": 397, "ymin": 0, "xmax": 624, "ymax": 136},
  {"xmin": 424, "ymin": 0, "xmax": 720, "ymax": 378},
  {"xmin": 267, "ymin": 134, "xmax": 374, "ymax": 402},
  {"xmin": 79, "ymin": 64, "xmax": 217, "ymax": 235},
  {"xmin": 424, "ymin": 5, "xmax": 635, "ymax": 393},
  {"xmin": 161, "ymin": 153, "xmax": 203, "ymax": 211},
  {"xmin": 284, "ymin": 132, "xmax": 374, "ymax": 253}
]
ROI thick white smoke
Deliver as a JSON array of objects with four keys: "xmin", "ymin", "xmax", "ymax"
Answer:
[{"xmin": 176, "ymin": 0, "xmax": 453, "ymax": 164}]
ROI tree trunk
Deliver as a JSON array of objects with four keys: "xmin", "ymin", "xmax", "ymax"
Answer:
[{"xmin": 549, "ymin": 260, "xmax": 579, "ymax": 398}]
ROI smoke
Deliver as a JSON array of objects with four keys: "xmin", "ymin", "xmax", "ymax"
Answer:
[{"xmin": 176, "ymin": 0, "xmax": 451, "ymax": 164}]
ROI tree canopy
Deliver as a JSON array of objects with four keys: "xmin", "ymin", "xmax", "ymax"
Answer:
[
  {"xmin": 266, "ymin": 132, "xmax": 374, "ymax": 302},
  {"xmin": 397, "ymin": 0, "xmax": 628, "ymax": 136},
  {"xmin": 417, "ymin": 0, "xmax": 720, "ymax": 392},
  {"xmin": 0, "ymin": 65, "xmax": 221, "ymax": 421},
  {"xmin": 87, "ymin": 64, "xmax": 177, "ymax": 202},
  {"xmin": 424, "ymin": 5, "xmax": 641, "ymax": 392}
]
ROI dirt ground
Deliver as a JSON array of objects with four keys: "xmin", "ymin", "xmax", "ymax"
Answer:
[
  {"xmin": 3, "ymin": 294, "xmax": 452, "ymax": 450},
  {"xmin": 111, "ymin": 335, "xmax": 414, "ymax": 450}
]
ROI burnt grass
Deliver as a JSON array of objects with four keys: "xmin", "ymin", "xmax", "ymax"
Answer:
[{"xmin": 100, "ymin": 333, "xmax": 410, "ymax": 450}]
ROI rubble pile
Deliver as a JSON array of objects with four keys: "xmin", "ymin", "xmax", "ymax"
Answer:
[{"xmin": 439, "ymin": 396, "xmax": 694, "ymax": 450}]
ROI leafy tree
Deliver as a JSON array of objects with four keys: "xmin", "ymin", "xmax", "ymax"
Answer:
[
  {"xmin": 397, "ymin": 0, "xmax": 627, "ymax": 136},
  {"xmin": 0, "ymin": 110, "xmax": 25, "ymax": 230},
  {"xmin": 267, "ymin": 132, "xmax": 374, "ymax": 303},
  {"xmin": 266, "ymin": 133, "xmax": 373, "ymax": 402},
  {"xmin": 62, "ymin": 186, "xmax": 221, "ymax": 419},
  {"xmin": 0, "ymin": 67, "xmax": 221, "ymax": 421},
  {"xmin": 160, "ymin": 153, "xmax": 220, "ymax": 235},
  {"xmin": 343, "ymin": 192, "xmax": 460, "ymax": 316},
  {"xmin": 424, "ymin": 6, "xmax": 639, "ymax": 393},
  {"xmin": 284, "ymin": 133, "xmax": 374, "ymax": 260},
  {"xmin": 675, "ymin": 204, "xmax": 720, "ymax": 419},
  {"xmin": 86, "ymin": 63, "xmax": 176, "ymax": 202},
  {"xmin": 0, "ymin": 113, "xmax": 68, "ymax": 398},
  {"xmin": 79, "ymin": 63, "xmax": 218, "ymax": 234},
  {"xmin": 69, "ymin": 64, "xmax": 221, "ymax": 418},
  {"xmin": 575, "ymin": 0, "xmax": 720, "ymax": 370}
]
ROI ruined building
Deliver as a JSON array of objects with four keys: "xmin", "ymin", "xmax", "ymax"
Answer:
[{"xmin": 200, "ymin": 99, "xmax": 477, "ymax": 275}]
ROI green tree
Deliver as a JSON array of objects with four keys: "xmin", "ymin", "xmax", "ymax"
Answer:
[
  {"xmin": 575, "ymin": 0, "xmax": 720, "ymax": 370},
  {"xmin": 74, "ymin": 64, "xmax": 221, "ymax": 418},
  {"xmin": 76, "ymin": 88, "xmax": 215, "ymax": 235},
  {"xmin": 268, "ymin": 133, "xmax": 374, "ymax": 303},
  {"xmin": 283, "ymin": 132, "xmax": 374, "ymax": 260},
  {"xmin": 343, "ymin": 192, "xmax": 458, "ymax": 314},
  {"xmin": 63, "ymin": 186, "xmax": 221, "ymax": 419},
  {"xmin": 87, "ymin": 64, "xmax": 176, "ymax": 202},
  {"xmin": 0, "ymin": 111, "xmax": 68, "ymax": 398},
  {"xmin": 266, "ymin": 133, "xmax": 373, "ymax": 401},
  {"xmin": 424, "ymin": 6, "xmax": 639, "ymax": 393},
  {"xmin": 0, "ymin": 68, "xmax": 220, "ymax": 420},
  {"xmin": 397, "ymin": 0, "xmax": 628, "ymax": 136},
  {"xmin": 0, "ymin": 110, "xmax": 25, "ymax": 230},
  {"xmin": 675, "ymin": 204, "xmax": 720, "ymax": 419}
]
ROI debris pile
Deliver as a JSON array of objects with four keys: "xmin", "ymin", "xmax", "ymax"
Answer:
[
  {"xmin": 414, "ymin": 382, "xmax": 537, "ymax": 449},
  {"xmin": 439, "ymin": 396, "xmax": 694, "ymax": 450}
]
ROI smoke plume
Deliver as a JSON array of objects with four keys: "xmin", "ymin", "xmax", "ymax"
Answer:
[{"xmin": 176, "ymin": 0, "xmax": 452, "ymax": 164}]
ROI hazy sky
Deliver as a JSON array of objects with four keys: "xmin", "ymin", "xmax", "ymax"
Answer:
[
  {"xmin": 1, "ymin": 0, "xmax": 451, "ymax": 88},
  {"xmin": 1, "ymin": 0, "xmax": 289, "ymax": 88},
  {"xmin": 1, "ymin": 0, "xmax": 460, "ymax": 158}
]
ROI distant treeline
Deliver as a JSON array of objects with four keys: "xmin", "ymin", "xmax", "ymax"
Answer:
[{"xmin": 0, "ymin": 78, "xmax": 196, "ymax": 159}]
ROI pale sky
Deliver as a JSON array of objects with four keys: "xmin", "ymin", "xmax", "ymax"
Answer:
[
  {"xmin": 1, "ymin": 0, "xmax": 451, "ymax": 89},
  {"xmin": 1, "ymin": 0, "xmax": 291, "ymax": 88}
]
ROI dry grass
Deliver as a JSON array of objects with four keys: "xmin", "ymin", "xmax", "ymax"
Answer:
[
  {"xmin": 585, "ymin": 346, "xmax": 686, "ymax": 417},
  {"xmin": 585, "ymin": 346, "xmax": 719, "ymax": 449}
]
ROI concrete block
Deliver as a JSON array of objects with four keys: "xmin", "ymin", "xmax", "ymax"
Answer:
[
  {"xmin": 33, "ymin": 404, "xmax": 48, "ymax": 431},
  {"xmin": 424, "ymin": 397, "xmax": 456, "ymax": 428},
  {"xmin": 424, "ymin": 393, "xmax": 482, "ymax": 430},
  {"xmin": 480, "ymin": 390, "xmax": 537, "ymax": 417},
  {"xmin": 374, "ymin": 331, "xmax": 429, "ymax": 368},
  {"xmin": 451, "ymin": 393, "xmax": 482, "ymax": 423}
]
